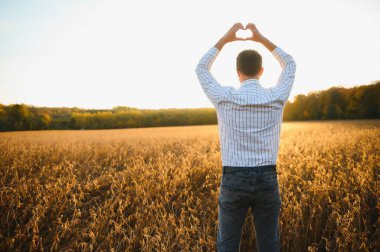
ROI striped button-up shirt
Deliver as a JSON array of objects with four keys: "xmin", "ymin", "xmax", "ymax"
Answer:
[{"xmin": 195, "ymin": 47, "xmax": 296, "ymax": 167}]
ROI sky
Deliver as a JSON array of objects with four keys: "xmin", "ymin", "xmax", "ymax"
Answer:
[{"xmin": 0, "ymin": 0, "xmax": 379, "ymax": 109}]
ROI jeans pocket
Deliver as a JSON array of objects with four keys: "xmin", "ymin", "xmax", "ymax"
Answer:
[
  {"xmin": 254, "ymin": 185, "xmax": 282, "ymax": 212},
  {"xmin": 218, "ymin": 186, "xmax": 247, "ymax": 211},
  {"xmin": 221, "ymin": 173, "xmax": 250, "ymax": 191},
  {"xmin": 256, "ymin": 171, "xmax": 278, "ymax": 189}
]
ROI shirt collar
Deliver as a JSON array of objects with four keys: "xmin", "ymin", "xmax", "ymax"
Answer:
[{"xmin": 240, "ymin": 79, "xmax": 261, "ymax": 88}]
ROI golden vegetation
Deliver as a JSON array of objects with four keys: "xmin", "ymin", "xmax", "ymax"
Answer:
[{"xmin": 0, "ymin": 121, "xmax": 379, "ymax": 251}]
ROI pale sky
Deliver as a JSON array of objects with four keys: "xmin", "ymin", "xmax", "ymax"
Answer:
[{"xmin": 0, "ymin": 0, "xmax": 379, "ymax": 109}]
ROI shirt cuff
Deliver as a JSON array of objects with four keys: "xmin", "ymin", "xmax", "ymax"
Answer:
[
  {"xmin": 271, "ymin": 47, "xmax": 283, "ymax": 57},
  {"xmin": 210, "ymin": 46, "xmax": 220, "ymax": 56}
]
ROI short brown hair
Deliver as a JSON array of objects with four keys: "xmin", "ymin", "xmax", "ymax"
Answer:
[{"xmin": 236, "ymin": 50, "xmax": 262, "ymax": 77}]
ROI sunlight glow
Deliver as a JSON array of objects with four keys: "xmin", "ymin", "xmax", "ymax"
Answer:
[{"xmin": 0, "ymin": 0, "xmax": 379, "ymax": 109}]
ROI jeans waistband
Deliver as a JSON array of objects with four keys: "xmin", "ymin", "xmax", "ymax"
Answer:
[{"xmin": 222, "ymin": 165, "xmax": 276, "ymax": 174}]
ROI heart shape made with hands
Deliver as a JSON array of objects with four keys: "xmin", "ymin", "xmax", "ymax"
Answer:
[{"xmin": 236, "ymin": 28, "xmax": 253, "ymax": 40}]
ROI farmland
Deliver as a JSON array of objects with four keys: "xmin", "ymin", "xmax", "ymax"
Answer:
[{"xmin": 0, "ymin": 120, "xmax": 379, "ymax": 251}]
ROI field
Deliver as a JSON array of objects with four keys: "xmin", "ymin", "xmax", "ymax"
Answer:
[{"xmin": 0, "ymin": 120, "xmax": 379, "ymax": 251}]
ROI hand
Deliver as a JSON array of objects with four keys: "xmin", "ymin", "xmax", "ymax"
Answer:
[
  {"xmin": 215, "ymin": 23, "xmax": 245, "ymax": 50},
  {"xmin": 245, "ymin": 23, "xmax": 265, "ymax": 42},
  {"xmin": 220, "ymin": 23, "xmax": 245, "ymax": 43}
]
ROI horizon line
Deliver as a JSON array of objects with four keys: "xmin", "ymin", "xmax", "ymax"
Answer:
[{"xmin": 1, "ymin": 81, "xmax": 378, "ymax": 111}]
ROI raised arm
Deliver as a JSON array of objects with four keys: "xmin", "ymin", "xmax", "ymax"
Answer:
[
  {"xmin": 195, "ymin": 23, "xmax": 244, "ymax": 106},
  {"xmin": 246, "ymin": 23, "xmax": 296, "ymax": 102}
]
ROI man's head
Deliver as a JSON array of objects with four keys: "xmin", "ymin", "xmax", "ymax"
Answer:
[{"xmin": 236, "ymin": 49, "xmax": 264, "ymax": 83}]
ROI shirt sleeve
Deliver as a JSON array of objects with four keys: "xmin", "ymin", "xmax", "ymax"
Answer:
[
  {"xmin": 195, "ymin": 47, "xmax": 230, "ymax": 106},
  {"xmin": 270, "ymin": 47, "xmax": 296, "ymax": 103}
]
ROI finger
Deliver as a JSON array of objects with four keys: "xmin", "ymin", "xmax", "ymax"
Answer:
[
  {"xmin": 245, "ymin": 26, "xmax": 253, "ymax": 32},
  {"xmin": 233, "ymin": 23, "xmax": 244, "ymax": 30},
  {"xmin": 246, "ymin": 23, "xmax": 256, "ymax": 30},
  {"xmin": 237, "ymin": 23, "xmax": 244, "ymax": 29}
]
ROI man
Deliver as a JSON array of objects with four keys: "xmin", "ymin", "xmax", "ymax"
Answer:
[{"xmin": 195, "ymin": 23, "xmax": 296, "ymax": 252}]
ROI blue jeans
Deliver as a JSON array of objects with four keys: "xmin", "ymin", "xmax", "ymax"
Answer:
[{"xmin": 217, "ymin": 167, "xmax": 282, "ymax": 252}]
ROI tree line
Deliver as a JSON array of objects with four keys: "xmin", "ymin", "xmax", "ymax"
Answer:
[
  {"xmin": 283, "ymin": 81, "xmax": 380, "ymax": 120},
  {"xmin": 0, "ymin": 82, "xmax": 379, "ymax": 131},
  {"xmin": 0, "ymin": 105, "xmax": 217, "ymax": 131}
]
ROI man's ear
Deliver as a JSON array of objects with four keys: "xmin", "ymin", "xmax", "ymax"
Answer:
[{"xmin": 258, "ymin": 67, "xmax": 264, "ymax": 77}]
